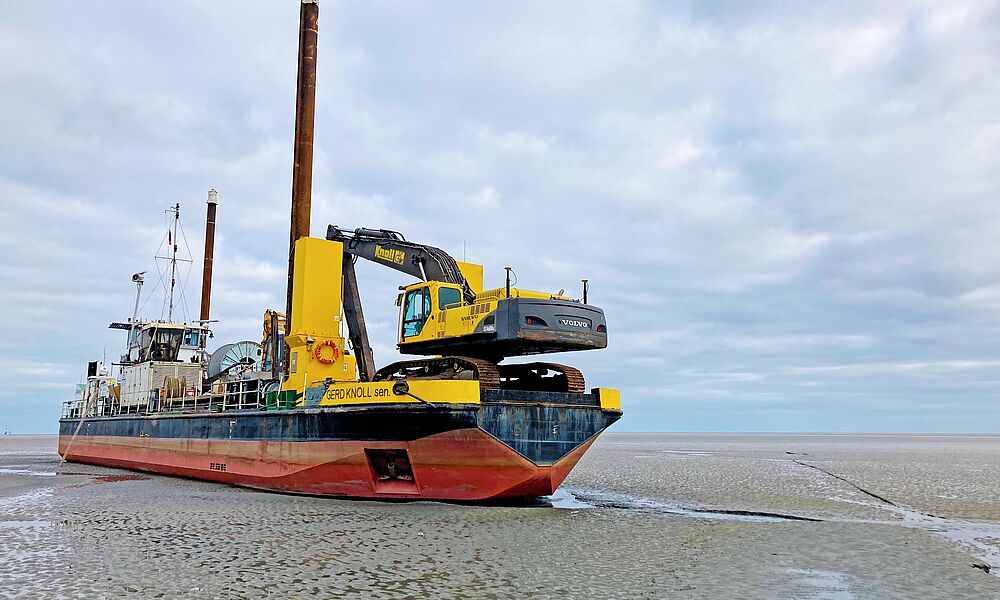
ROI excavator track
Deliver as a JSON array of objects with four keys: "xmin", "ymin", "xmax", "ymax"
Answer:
[
  {"xmin": 497, "ymin": 362, "xmax": 586, "ymax": 394},
  {"xmin": 374, "ymin": 356, "xmax": 501, "ymax": 389},
  {"xmin": 374, "ymin": 358, "xmax": 585, "ymax": 394}
]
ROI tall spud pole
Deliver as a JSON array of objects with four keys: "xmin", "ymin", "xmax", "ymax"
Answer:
[
  {"xmin": 199, "ymin": 189, "xmax": 218, "ymax": 322},
  {"xmin": 285, "ymin": 0, "xmax": 319, "ymax": 374}
]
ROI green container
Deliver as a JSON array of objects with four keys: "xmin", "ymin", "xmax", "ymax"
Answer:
[
  {"xmin": 278, "ymin": 390, "xmax": 297, "ymax": 410},
  {"xmin": 265, "ymin": 391, "xmax": 279, "ymax": 410}
]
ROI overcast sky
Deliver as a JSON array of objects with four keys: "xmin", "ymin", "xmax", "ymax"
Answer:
[{"xmin": 2, "ymin": 1, "xmax": 999, "ymax": 433}]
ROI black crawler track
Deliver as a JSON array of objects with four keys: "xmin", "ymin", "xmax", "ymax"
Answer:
[
  {"xmin": 374, "ymin": 357, "xmax": 586, "ymax": 393},
  {"xmin": 374, "ymin": 356, "xmax": 501, "ymax": 389}
]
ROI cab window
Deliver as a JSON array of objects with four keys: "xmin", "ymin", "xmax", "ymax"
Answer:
[
  {"xmin": 141, "ymin": 327, "xmax": 184, "ymax": 361},
  {"xmin": 183, "ymin": 329, "xmax": 200, "ymax": 347},
  {"xmin": 439, "ymin": 287, "xmax": 462, "ymax": 310},
  {"xmin": 402, "ymin": 287, "xmax": 432, "ymax": 337}
]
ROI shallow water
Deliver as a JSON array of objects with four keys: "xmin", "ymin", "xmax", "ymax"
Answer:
[{"xmin": 1, "ymin": 433, "xmax": 998, "ymax": 599}]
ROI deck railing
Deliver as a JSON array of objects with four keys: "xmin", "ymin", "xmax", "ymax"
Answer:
[{"xmin": 61, "ymin": 377, "xmax": 271, "ymax": 419}]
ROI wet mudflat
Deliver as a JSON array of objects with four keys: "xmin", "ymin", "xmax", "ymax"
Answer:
[{"xmin": 1, "ymin": 434, "xmax": 998, "ymax": 599}]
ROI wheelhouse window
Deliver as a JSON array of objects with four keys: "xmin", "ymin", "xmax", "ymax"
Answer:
[
  {"xmin": 183, "ymin": 329, "xmax": 200, "ymax": 348},
  {"xmin": 402, "ymin": 287, "xmax": 432, "ymax": 337},
  {"xmin": 139, "ymin": 327, "xmax": 184, "ymax": 362},
  {"xmin": 438, "ymin": 287, "xmax": 462, "ymax": 310}
]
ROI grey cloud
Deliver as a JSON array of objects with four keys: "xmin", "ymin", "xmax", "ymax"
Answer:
[{"xmin": 1, "ymin": 1, "xmax": 998, "ymax": 433}]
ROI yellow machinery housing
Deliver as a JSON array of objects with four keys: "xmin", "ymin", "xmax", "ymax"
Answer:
[{"xmin": 282, "ymin": 238, "xmax": 357, "ymax": 392}]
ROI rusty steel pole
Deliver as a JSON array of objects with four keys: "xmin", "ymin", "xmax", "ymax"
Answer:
[
  {"xmin": 285, "ymin": 0, "xmax": 319, "ymax": 362},
  {"xmin": 199, "ymin": 189, "xmax": 218, "ymax": 322}
]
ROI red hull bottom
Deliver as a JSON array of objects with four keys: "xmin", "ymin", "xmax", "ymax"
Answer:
[{"xmin": 58, "ymin": 428, "xmax": 599, "ymax": 501}]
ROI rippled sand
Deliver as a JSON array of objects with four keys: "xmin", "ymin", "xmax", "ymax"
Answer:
[{"xmin": 1, "ymin": 433, "xmax": 998, "ymax": 599}]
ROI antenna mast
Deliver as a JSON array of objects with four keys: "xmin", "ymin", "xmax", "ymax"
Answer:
[
  {"xmin": 131, "ymin": 272, "xmax": 145, "ymax": 324},
  {"xmin": 167, "ymin": 203, "xmax": 180, "ymax": 321}
]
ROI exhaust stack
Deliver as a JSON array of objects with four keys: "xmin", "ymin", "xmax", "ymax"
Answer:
[
  {"xmin": 199, "ymin": 189, "xmax": 219, "ymax": 322},
  {"xmin": 285, "ymin": 0, "xmax": 319, "ymax": 369}
]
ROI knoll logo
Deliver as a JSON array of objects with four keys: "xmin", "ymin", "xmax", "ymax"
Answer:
[
  {"xmin": 374, "ymin": 244, "xmax": 405, "ymax": 265},
  {"xmin": 558, "ymin": 319, "xmax": 590, "ymax": 329}
]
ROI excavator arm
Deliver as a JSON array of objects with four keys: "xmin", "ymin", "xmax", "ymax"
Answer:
[
  {"xmin": 326, "ymin": 225, "xmax": 475, "ymax": 382},
  {"xmin": 326, "ymin": 226, "xmax": 475, "ymax": 302}
]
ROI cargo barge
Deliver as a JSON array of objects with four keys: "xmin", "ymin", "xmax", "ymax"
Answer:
[
  {"xmin": 59, "ymin": 390, "xmax": 619, "ymax": 500},
  {"xmin": 58, "ymin": 0, "xmax": 621, "ymax": 501}
]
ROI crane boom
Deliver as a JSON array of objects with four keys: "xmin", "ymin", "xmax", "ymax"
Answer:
[{"xmin": 326, "ymin": 226, "xmax": 475, "ymax": 302}]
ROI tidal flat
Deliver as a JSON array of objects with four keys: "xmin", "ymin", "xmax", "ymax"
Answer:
[{"xmin": 1, "ymin": 433, "xmax": 998, "ymax": 599}]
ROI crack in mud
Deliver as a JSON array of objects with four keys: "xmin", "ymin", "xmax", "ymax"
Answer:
[
  {"xmin": 551, "ymin": 489, "xmax": 823, "ymax": 523},
  {"xmin": 791, "ymin": 459, "xmax": 998, "ymax": 577},
  {"xmin": 687, "ymin": 507, "xmax": 822, "ymax": 522},
  {"xmin": 792, "ymin": 460, "xmax": 899, "ymax": 507}
]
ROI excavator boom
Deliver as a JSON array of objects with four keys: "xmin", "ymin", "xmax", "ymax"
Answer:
[{"xmin": 327, "ymin": 226, "xmax": 475, "ymax": 302}]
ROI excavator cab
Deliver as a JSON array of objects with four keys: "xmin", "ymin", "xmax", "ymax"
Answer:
[
  {"xmin": 398, "ymin": 281, "xmax": 466, "ymax": 342},
  {"xmin": 400, "ymin": 285, "xmax": 432, "ymax": 338}
]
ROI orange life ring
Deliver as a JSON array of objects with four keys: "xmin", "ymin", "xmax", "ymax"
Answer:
[{"xmin": 314, "ymin": 339, "xmax": 340, "ymax": 365}]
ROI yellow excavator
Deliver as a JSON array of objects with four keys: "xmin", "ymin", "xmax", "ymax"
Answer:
[{"xmin": 270, "ymin": 226, "xmax": 608, "ymax": 396}]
